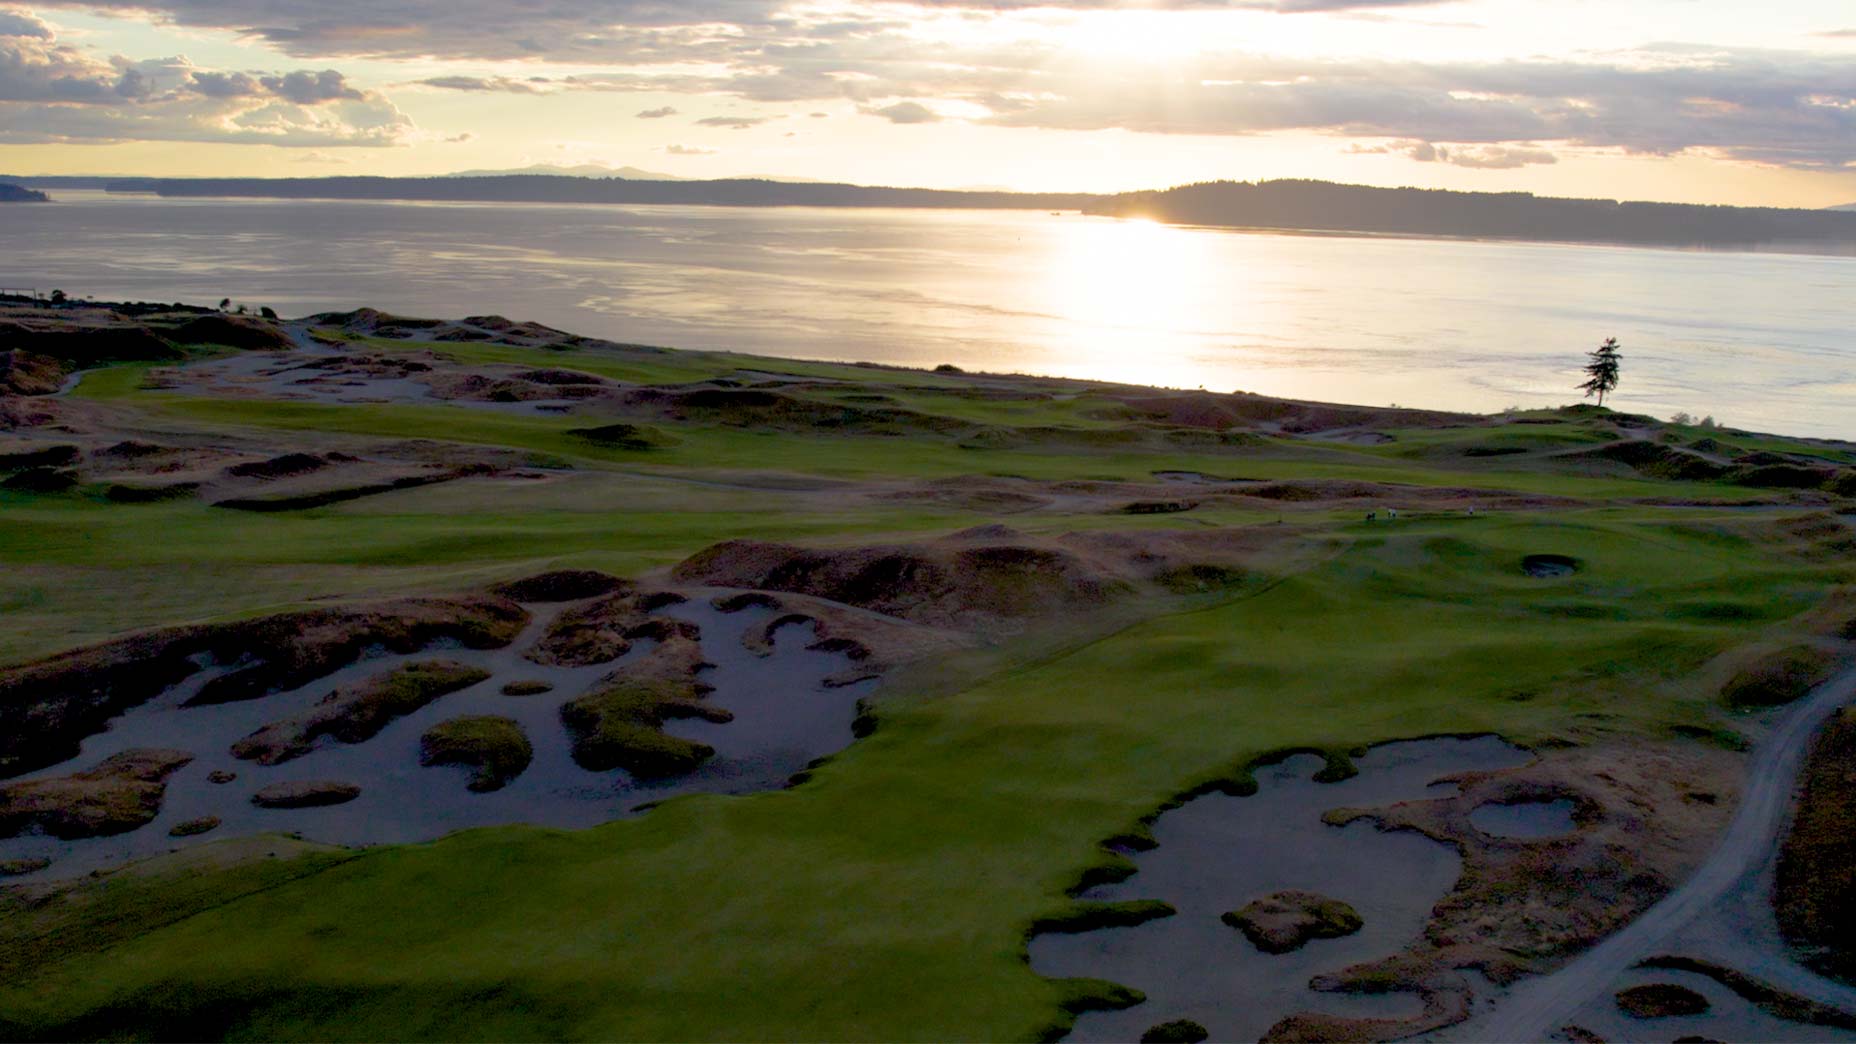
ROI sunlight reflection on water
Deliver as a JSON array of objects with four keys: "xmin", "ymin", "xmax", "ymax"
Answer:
[{"xmin": 8, "ymin": 191, "xmax": 1854, "ymax": 437}]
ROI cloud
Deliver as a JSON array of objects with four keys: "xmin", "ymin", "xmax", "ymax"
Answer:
[
  {"xmin": 982, "ymin": 46, "xmax": 1856, "ymax": 169},
  {"xmin": 417, "ymin": 74, "xmax": 540, "ymax": 93},
  {"xmin": 665, "ymin": 143, "xmax": 716, "ymax": 155},
  {"xmin": 6, "ymin": 2, "xmax": 1856, "ymax": 171},
  {"xmin": 0, "ymin": 7, "xmax": 51, "ymax": 37},
  {"xmin": 0, "ymin": 23, "xmax": 410, "ymax": 146},
  {"xmin": 259, "ymin": 68, "xmax": 362, "ymax": 103},
  {"xmin": 1813, "ymin": 28, "xmax": 1856, "ymax": 38},
  {"xmin": 190, "ymin": 69, "xmax": 262, "ymax": 96},
  {"xmin": 868, "ymin": 100, "xmax": 938, "ymax": 123},
  {"xmin": 695, "ymin": 115, "xmax": 766, "ymax": 128},
  {"xmin": 1434, "ymin": 144, "xmax": 1557, "ymax": 169},
  {"xmin": 636, "ymin": 105, "xmax": 677, "ymax": 118},
  {"xmin": 1350, "ymin": 139, "xmax": 1557, "ymax": 168}
]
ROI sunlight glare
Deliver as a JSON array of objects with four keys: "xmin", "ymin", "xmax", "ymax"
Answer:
[{"xmin": 1030, "ymin": 216, "xmax": 1268, "ymax": 391}]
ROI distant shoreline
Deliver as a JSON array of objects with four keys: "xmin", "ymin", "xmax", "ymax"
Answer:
[
  {"xmin": 21, "ymin": 186, "xmax": 1856, "ymax": 260},
  {"xmin": 8, "ymin": 173, "xmax": 1855, "ymax": 254}
]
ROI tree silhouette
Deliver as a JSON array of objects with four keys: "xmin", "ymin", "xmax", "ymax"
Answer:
[
  {"xmin": 1579, "ymin": 337, "xmax": 1622, "ymax": 408},
  {"xmin": 48, "ymin": 289, "xmax": 65, "ymax": 304}
]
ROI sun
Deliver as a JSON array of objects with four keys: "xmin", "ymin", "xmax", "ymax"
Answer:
[{"xmin": 1047, "ymin": 10, "xmax": 1213, "ymax": 63}]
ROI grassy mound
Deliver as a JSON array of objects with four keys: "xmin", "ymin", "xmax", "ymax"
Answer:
[
  {"xmin": 0, "ymin": 467, "xmax": 77, "ymax": 493},
  {"xmin": 1615, "ymin": 982, "xmax": 1709, "ymax": 1018},
  {"xmin": 559, "ymin": 625, "xmax": 724, "ymax": 779},
  {"xmin": 250, "ymin": 781, "xmax": 361, "ymax": 809},
  {"xmin": 168, "ymin": 816, "xmax": 220, "ymax": 838},
  {"xmin": 0, "ymin": 350, "xmax": 64, "ymax": 396},
  {"xmin": 1638, "ymin": 956, "xmax": 1856, "ymax": 1029},
  {"xmin": 500, "ymin": 680, "xmax": 553, "ymax": 697},
  {"xmin": 673, "ymin": 537, "xmax": 1126, "ymax": 625},
  {"xmin": 1140, "ymin": 1019, "xmax": 1209, "ymax": 1043},
  {"xmin": 104, "ymin": 481, "xmax": 200, "ymax": 504},
  {"xmin": 0, "ymin": 443, "xmax": 79, "ymax": 471},
  {"xmin": 1777, "ymin": 709, "xmax": 1856, "ymax": 983},
  {"xmin": 561, "ymin": 686, "xmax": 719, "ymax": 779},
  {"xmin": 490, "ymin": 569, "xmax": 629, "ymax": 603},
  {"xmin": 420, "ymin": 716, "xmax": 534, "ymax": 792},
  {"xmin": 1572, "ymin": 441, "xmax": 1729, "ymax": 481},
  {"xmin": 564, "ymin": 423, "xmax": 676, "ymax": 450},
  {"xmin": 1720, "ymin": 643, "xmax": 1840, "ymax": 709},
  {"xmin": 0, "ymin": 749, "xmax": 193, "ymax": 839},
  {"xmin": 561, "ymin": 677, "xmax": 724, "ymax": 779},
  {"xmin": 212, "ymin": 465, "xmax": 492, "ymax": 511},
  {"xmin": 1222, "ymin": 890, "xmax": 1363, "ymax": 954},
  {"xmin": 1029, "ymin": 899, "xmax": 1176, "ymax": 935},
  {"xmin": 628, "ymin": 386, "xmax": 969, "ymax": 437},
  {"xmin": 525, "ymin": 590, "xmax": 690, "ymax": 667},
  {"xmin": 224, "ymin": 453, "xmax": 330, "ymax": 480},
  {"xmin": 0, "ymin": 317, "xmax": 179, "ymax": 367},
  {"xmin": 232, "ymin": 660, "xmax": 492, "ymax": 765},
  {"xmin": 161, "ymin": 314, "xmax": 293, "ymax": 351}
]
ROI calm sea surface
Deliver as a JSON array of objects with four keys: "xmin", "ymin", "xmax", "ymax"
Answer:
[{"xmin": 8, "ymin": 191, "xmax": 1854, "ymax": 438}]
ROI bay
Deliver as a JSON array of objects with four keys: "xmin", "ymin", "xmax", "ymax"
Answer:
[{"xmin": 6, "ymin": 190, "xmax": 1852, "ymax": 438}]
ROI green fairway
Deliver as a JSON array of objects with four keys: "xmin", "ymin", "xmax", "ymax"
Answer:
[{"xmin": 1, "ymin": 506, "xmax": 1841, "ymax": 1041}]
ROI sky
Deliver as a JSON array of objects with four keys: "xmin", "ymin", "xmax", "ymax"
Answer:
[{"xmin": 0, "ymin": 1, "xmax": 1853, "ymax": 207}]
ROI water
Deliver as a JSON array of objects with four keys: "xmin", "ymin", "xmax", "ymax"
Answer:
[
  {"xmin": 7, "ymin": 191, "xmax": 1855, "ymax": 438},
  {"xmin": 1029, "ymin": 736, "xmax": 1534, "ymax": 1043}
]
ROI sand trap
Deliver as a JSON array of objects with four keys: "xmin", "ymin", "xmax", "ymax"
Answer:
[
  {"xmin": 1468, "ymin": 798, "xmax": 1578, "ymax": 839},
  {"xmin": 1030, "ymin": 736, "xmax": 1532, "ymax": 1043},
  {"xmin": 1523, "ymin": 554, "xmax": 1580, "ymax": 578},
  {"xmin": 171, "ymin": 347, "xmax": 584, "ymax": 415},
  {"xmin": 0, "ymin": 599, "xmax": 874, "ymax": 881}
]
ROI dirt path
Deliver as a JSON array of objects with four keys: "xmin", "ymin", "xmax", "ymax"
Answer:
[{"xmin": 1468, "ymin": 666, "xmax": 1856, "ymax": 1041}]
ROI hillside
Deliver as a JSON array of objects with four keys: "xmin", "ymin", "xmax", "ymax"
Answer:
[
  {"xmin": 0, "ymin": 183, "xmax": 49, "ymax": 203},
  {"xmin": 1089, "ymin": 179, "xmax": 1856, "ymax": 248}
]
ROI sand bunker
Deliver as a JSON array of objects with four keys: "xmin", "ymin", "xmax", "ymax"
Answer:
[
  {"xmin": 1468, "ymin": 798, "xmax": 1578, "ymax": 839},
  {"xmin": 1523, "ymin": 554, "xmax": 1580, "ymax": 578},
  {"xmin": 167, "ymin": 337, "xmax": 598, "ymax": 416},
  {"xmin": 0, "ymin": 595, "xmax": 875, "ymax": 881},
  {"xmin": 1029, "ymin": 737, "xmax": 1533, "ymax": 1043}
]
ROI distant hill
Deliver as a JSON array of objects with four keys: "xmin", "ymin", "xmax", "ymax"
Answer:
[
  {"xmin": 446, "ymin": 164, "xmax": 689, "ymax": 180},
  {"xmin": 1086, "ymin": 179, "xmax": 1856, "ymax": 249},
  {"xmin": 1830, "ymin": 203, "xmax": 1856, "ymax": 212},
  {"xmin": 0, "ymin": 183, "xmax": 49, "ymax": 203},
  {"xmin": 23, "ymin": 171, "xmax": 1856, "ymax": 251},
  {"xmin": 446, "ymin": 165, "xmax": 826, "ymax": 184},
  {"xmin": 108, "ymin": 175, "xmax": 1101, "ymax": 213},
  {"xmin": 0, "ymin": 175, "xmax": 117, "ymax": 189}
]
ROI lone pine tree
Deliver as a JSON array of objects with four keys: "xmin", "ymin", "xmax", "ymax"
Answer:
[{"xmin": 1579, "ymin": 337, "xmax": 1622, "ymax": 407}]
